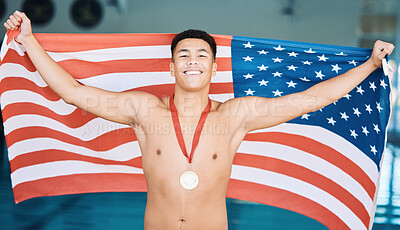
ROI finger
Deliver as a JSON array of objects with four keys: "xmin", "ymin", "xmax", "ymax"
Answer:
[
  {"xmin": 13, "ymin": 11, "xmax": 22, "ymax": 22},
  {"xmin": 6, "ymin": 19, "xmax": 17, "ymax": 29},
  {"xmin": 378, "ymin": 48, "xmax": 389, "ymax": 60},
  {"xmin": 9, "ymin": 15, "xmax": 20, "ymax": 26},
  {"xmin": 15, "ymin": 11, "xmax": 29, "ymax": 22},
  {"xmin": 3, "ymin": 22, "xmax": 11, "ymax": 30}
]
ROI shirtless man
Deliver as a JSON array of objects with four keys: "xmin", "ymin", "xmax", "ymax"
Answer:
[{"xmin": 4, "ymin": 11, "xmax": 394, "ymax": 230}]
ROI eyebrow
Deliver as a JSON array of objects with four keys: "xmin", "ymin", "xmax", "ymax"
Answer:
[{"xmin": 177, "ymin": 48, "xmax": 210, "ymax": 53}]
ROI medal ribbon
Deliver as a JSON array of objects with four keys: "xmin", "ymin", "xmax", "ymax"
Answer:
[{"xmin": 170, "ymin": 95, "xmax": 211, "ymax": 163}]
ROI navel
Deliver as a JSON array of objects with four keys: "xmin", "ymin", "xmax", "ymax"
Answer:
[
  {"xmin": 157, "ymin": 149, "xmax": 161, "ymax": 155},
  {"xmin": 213, "ymin": 153, "xmax": 217, "ymax": 160}
]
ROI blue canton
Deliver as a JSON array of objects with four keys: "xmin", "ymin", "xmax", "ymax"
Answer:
[{"xmin": 231, "ymin": 36, "xmax": 391, "ymax": 170}]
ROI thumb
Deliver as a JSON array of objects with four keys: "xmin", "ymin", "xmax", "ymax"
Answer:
[{"xmin": 378, "ymin": 48, "xmax": 389, "ymax": 60}]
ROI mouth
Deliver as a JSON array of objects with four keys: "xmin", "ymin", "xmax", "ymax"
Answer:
[{"xmin": 183, "ymin": 70, "xmax": 203, "ymax": 76}]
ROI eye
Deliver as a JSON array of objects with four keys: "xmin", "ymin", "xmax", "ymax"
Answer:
[{"xmin": 179, "ymin": 55, "xmax": 188, "ymax": 58}]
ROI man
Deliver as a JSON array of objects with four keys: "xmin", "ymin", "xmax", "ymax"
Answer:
[{"xmin": 4, "ymin": 11, "xmax": 394, "ymax": 230}]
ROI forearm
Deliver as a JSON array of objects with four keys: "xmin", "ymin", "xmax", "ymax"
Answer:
[
  {"xmin": 305, "ymin": 59, "xmax": 377, "ymax": 110},
  {"xmin": 20, "ymin": 34, "xmax": 79, "ymax": 103}
]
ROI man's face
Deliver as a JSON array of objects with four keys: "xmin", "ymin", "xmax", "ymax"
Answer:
[{"xmin": 170, "ymin": 38, "xmax": 217, "ymax": 92}]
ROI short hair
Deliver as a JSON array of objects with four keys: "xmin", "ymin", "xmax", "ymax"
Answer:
[{"xmin": 171, "ymin": 29, "xmax": 217, "ymax": 61}]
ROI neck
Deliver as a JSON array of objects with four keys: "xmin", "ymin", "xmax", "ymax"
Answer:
[{"xmin": 173, "ymin": 88, "xmax": 210, "ymax": 117}]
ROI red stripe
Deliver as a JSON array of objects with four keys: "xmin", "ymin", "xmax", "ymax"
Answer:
[
  {"xmin": 234, "ymin": 153, "xmax": 370, "ymax": 228},
  {"xmin": 6, "ymin": 126, "xmax": 135, "ymax": 151},
  {"xmin": 34, "ymin": 33, "xmax": 232, "ymax": 52},
  {"xmin": 1, "ymin": 102, "xmax": 96, "ymax": 125},
  {"xmin": 57, "ymin": 57, "xmax": 232, "ymax": 79},
  {"xmin": 0, "ymin": 81, "xmax": 233, "ymax": 123},
  {"xmin": 0, "ymin": 77, "xmax": 60, "ymax": 101},
  {"xmin": 244, "ymin": 132, "xmax": 375, "ymax": 199},
  {"xmin": 10, "ymin": 150, "xmax": 142, "ymax": 173},
  {"xmin": 13, "ymin": 173, "xmax": 147, "ymax": 204},
  {"xmin": 227, "ymin": 179, "xmax": 350, "ymax": 230},
  {"xmin": 0, "ymin": 49, "xmax": 36, "ymax": 72}
]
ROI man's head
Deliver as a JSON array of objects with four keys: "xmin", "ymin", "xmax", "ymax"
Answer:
[
  {"xmin": 169, "ymin": 29, "xmax": 218, "ymax": 93},
  {"xmin": 171, "ymin": 29, "xmax": 217, "ymax": 61}
]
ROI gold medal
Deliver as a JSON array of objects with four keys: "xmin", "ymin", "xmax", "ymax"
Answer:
[
  {"xmin": 180, "ymin": 170, "xmax": 199, "ymax": 190},
  {"xmin": 170, "ymin": 95, "xmax": 211, "ymax": 190}
]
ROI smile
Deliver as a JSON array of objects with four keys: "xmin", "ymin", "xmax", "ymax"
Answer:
[{"xmin": 184, "ymin": 70, "xmax": 203, "ymax": 75}]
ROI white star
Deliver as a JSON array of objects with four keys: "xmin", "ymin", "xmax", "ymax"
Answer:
[
  {"xmin": 369, "ymin": 82, "xmax": 377, "ymax": 92},
  {"xmin": 340, "ymin": 112, "xmax": 349, "ymax": 121},
  {"xmin": 257, "ymin": 64, "xmax": 268, "ymax": 71},
  {"xmin": 302, "ymin": 60, "xmax": 312, "ymax": 65},
  {"xmin": 272, "ymin": 89, "xmax": 283, "ymax": 97},
  {"xmin": 373, "ymin": 124, "xmax": 380, "ymax": 133},
  {"xmin": 317, "ymin": 54, "xmax": 329, "ymax": 62},
  {"xmin": 376, "ymin": 102, "xmax": 383, "ymax": 113},
  {"xmin": 380, "ymin": 79, "xmax": 388, "ymax": 89},
  {"xmin": 319, "ymin": 107, "xmax": 324, "ymax": 112},
  {"xmin": 301, "ymin": 114, "xmax": 310, "ymax": 120},
  {"xmin": 288, "ymin": 52, "xmax": 298, "ymax": 57},
  {"xmin": 304, "ymin": 48, "xmax": 316, "ymax": 54},
  {"xmin": 258, "ymin": 50, "xmax": 268, "ymax": 55},
  {"xmin": 287, "ymin": 65, "xmax": 298, "ymax": 71},
  {"xmin": 335, "ymin": 52, "xmax": 347, "ymax": 56},
  {"xmin": 350, "ymin": 129, "xmax": 358, "ymax": 139},
  {"xmin": 362, "ymin": 126, "xmax": 369, "ymax": 136},
  {"xmin": 274, "ymin": 45, "xmax": 285, "ymax": 51},
  {"xmin": 300, "ymin": 77, "xmax": 310, "ymax": 81},
  {"xmin": 243, "ymin": 42, "xmax": 254, "ymax": 48},
  {"xmin": 243, "ymin": 73, "xmax": 254, "ymax": 79},
  {"xmin": 258, "ymin": 79, "xmax": 269, "ymax": 86},
  {"xmin": 370, "ymin": 145, "xmax": 378, "ymax": 155},
  {"xmin": 243, "ymin": 56, "xmax": 254, "ymax": 62},
  {"xmin": 348, "ymin": 60, "xmax": 358, "ymax": 66},
  {"xmin": 315, "ymin": 70, "xmax": 325, "ymax": 79},
  {"xmin": 333, "ymin": 100, "xmax": 338, "ymax": 105},
  {"xmin": 353, "ymin": 108, "xmax": 361, "ymax": 117},
  {"xmin": 327, "ymin": 117, "xmax": 336, "ymax": 126},
  {"xmin": 272, "ymin": 57, "xmax": 283, "ymax": 63},
  {"xmin": 244, "ymin": 88, "xmax": 255, "ymax": 95},
  {"xmin": 286, "ymin": 80, "xmax": 297, "ymax": 88},
  {"xmin": 356, "ymin": 86, "xmax": 365, "ymax": 95},
  {"xmin": 365, "ymin": 104, "xmax": 372, "ymax": 114},
  {"xmin": 331, "ymin": 64, "xmax": 342, "ymax": 74},
  {"xmin": 343, "ymin": 94, "xmax": 351, "ymax": 100},
  {"xmin": 272, "ymin": 71, "xmax": 282, "ymax": 77}
]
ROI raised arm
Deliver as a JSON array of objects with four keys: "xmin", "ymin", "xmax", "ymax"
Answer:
[
  {"xmin": 4, "ymin": 11, "xmax": 160, "ymax": 125},
  {"xmin": 226, "ymin": 40, "xmax": 394, "ymax": 133}
]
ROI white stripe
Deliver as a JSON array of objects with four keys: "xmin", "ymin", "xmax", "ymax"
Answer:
[
  {"xmin": 78, "ymin": 71, "xmax": 233, "ymax": 92},
  {"xmin": 1, "ymin": 90, "xmax": 73, "ymax": 112},
  {"xmin": 46, "ymin": 45, "xmax": 231, "ymax": 62},
  {"xmin": 0, "ymin": 63, "xmax": 45, "ymax": 84},
  {"xmin": 0, "ymin": 63, "xmax": 232, "ymax": 92},
  {"xmin": 251, "ymin": 123, "xmax": 379, "ymax": 184},
  {"xmin": 231, "ymin": 165, "xmax": 366, "ymax": 230},
  {"xmin": 11, "ymin": 160, "xmax": 144, "ymax": 188},
  {"xmin": 8, "ymin": 137, "xmax": 141, "ymax": 162},
  {"xmin": 4, "ymin": 115, "xmax": 128, "ymax": 140},
  {"xmin": 238, "ymin": 141, "xmax": 372, "ymax": 215}
]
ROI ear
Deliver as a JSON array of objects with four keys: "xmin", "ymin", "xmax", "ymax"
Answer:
[
  {"xmin": 211, "ymin": 62, "xmax": 217, "ymax": 77},
  {"xmin": 170, "ymin": 62, "xmax": 175, "ymax": 77}
]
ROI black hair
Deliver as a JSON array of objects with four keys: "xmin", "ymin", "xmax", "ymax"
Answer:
[{"xmin": 171, "ymin": 29, "xmax": 217, "ymax": 61}]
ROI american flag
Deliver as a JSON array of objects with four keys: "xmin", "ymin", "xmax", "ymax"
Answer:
[{"xmin": 0, "ymin": 32, "xmax": 390, "ymax": 230}]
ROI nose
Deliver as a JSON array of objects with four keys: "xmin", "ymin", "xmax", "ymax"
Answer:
[{"xmin": 187, "ymin": 56, "xmax": 199, "ymax": 65}]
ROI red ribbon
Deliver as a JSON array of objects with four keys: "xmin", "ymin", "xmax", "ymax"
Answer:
[{"xmin": 170, "ymin": 95, "xmax": 211, "ymax": 163}]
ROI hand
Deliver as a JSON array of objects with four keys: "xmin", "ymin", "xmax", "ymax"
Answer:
[
  {"xmin": 3, "ymin": 11, "xmax": 32, "ymax": 44},
  {"xmin": 369, "ymin": 40, "xmax": 395, "ymax": 68}
]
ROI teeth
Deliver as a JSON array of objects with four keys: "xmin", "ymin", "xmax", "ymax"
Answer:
[{"xmin": 185, "ymin": 71, "xmax": 201, "ymax": 75}]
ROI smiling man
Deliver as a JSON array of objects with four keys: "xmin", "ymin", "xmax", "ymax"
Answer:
[{"xmin": 4, "ymin": 11, "xmax": 394, "ymax": 230}]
